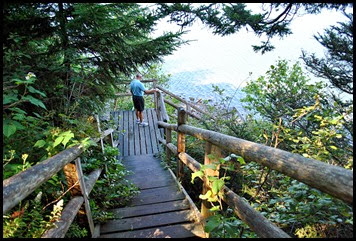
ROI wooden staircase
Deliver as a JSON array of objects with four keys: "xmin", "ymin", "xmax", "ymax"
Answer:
[{"xmin": 98, "ymin": 110, "xmax": 205, "ymax": 238}]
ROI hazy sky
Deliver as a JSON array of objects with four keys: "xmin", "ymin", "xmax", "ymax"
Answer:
[{"xmin": 149, "ymin": 4, "xmax": 351, "ymax": 89}]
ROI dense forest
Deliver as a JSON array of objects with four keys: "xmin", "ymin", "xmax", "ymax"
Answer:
[{"xmin": 3, "ymin": 3, "xmax": 353, "ymax": 238}]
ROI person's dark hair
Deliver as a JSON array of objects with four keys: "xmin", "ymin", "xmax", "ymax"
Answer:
[{"xmin": 136, "ymin": 74, "xmax": 142, "ymax": 79}]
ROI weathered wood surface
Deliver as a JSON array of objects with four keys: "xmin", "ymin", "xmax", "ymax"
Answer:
[
  {"xmin": 3, "ymin": 144, "xmax": 85, "ymax": 214},
  {"xmin": 156, "ymin": 85, "xmax": 211, "ymax": 117},
  {"xmin": 114, "ymin": 109, "xmax": 161, "ymax": 157},
  {"xmin": 100, "ymin": 223, "xmax": 205, "ymax": 238},
  {"xmin": 157, "ymin": 120, "xmax": 353, "ymax": 205},
  {"xmin": 164, "ymin": 98, "xmax": 203, "ymax": 120},
  {"xmin": 158, "ymin": 137, "xmax": 290, "ymax": 238},
  {"xmin": 99, "ymin": 154, "xmax": 205, "ymax": 238},
  {"xmin": 42, "ymin": 168, "xmax": 102, "ymax": 238},
  {"xmin": 157, "ymin": 91, "xmax": 169, "ymax": 122}
]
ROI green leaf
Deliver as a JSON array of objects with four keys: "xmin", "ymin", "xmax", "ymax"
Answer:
[
  {"xmin": 11, "ymin": 120, "xmax": 25, "ymax": 130},
  {"xmin": 209, "ymin": 206, "xmax": 220, "ymax": 212},
  {"xmin": 22, "ymin": 95, "xmax": 47, "ymax": 109},
  {"xmin": 53, "ymin": 136, "xmax": 64, "ymax": 147},
  {"xmin": 62, "ymin": 132, "xmax": 75, "ymax": 147},
  {"xmin": 13, "ymin": 113, "xmax": 26, "ymax": 121},
  {"xmin": 34, "ymin": 140, "xmax": 47, "ymax": 148},
  {"xmin": 9, "ymin": 107, "xmax": 27, "ymax": 114},
  {"xmin": 212, "ymin": 179, "xmax": 224, "ymax": 195},
  {"xmin": 199, "ymin": 190, "xmax": 212, "ymax": 200},
  {"xmin": 3, "ymin": 123, "xmax": 17, "ymax": 137},
  {"xmin": 237, "ymin": 156, "xmax": 246, "ymax": 165},
  {"xmin": 204, "ymin": 215, "xmax": 220, "ymax": 233},
  {"xmin": 191, "ymin": 170, "xmax": 204, "ymax": 184},
  {"xmin": 27, "ymin": 86, "xmax": 46, "ymax": 97},
  {"xmin": 201, "ymin": 163, "xmax": 217, "ymax": 171},
  {"xmin": 3, "ymin": 93, "xmax": 19, "ymax": 105}
]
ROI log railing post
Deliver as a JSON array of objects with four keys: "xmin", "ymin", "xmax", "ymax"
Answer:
[
  {"xmin": 201, "ymin": 142, "xmax": 222, "ymax": 222},
  {"xmin": 165, "ymin": 128, "xmax": 172, "ymax": 166},
  {"xmin": 186, "ymin": 104, "xmax": 191, "ymax": 123},
  {"xmin": 177, "ymin": 107, "xmax": 187, "ymax": 180},
  {"xmin": 74, "ymin": 158, "xmax": 95, "ymax": 237},
  {"xmin": 95, "ymin": 114, "xmax": 108, "ymax": 183},
  {"xmin": 153, "ymin": 79, "xmax": 158, "ymax": 112},
  {"xmin": 156, "ymin": 91, "xmax": 162, "ymax": 121}
]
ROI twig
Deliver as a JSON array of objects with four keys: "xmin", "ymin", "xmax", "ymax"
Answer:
[{"xmin": 42, "ymin": 180, "xmax": 80, "ymax": 210}]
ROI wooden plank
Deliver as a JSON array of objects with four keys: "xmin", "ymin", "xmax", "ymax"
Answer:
[
  {"xmin": 134, "ymin": 110, "xmax": 140, "ymax": 156},
  {"xmin": 139, "ymin": 112, "xmax": 146, "ymax": 155},
  {"xmin": 123, "ymin": 111, "xmax": 129, "ymax": 156},
  {"xmin": 128, "ymin": 110, "xmax": 135, "ymax": 156},
  {"xmin": 110, "ymin": 199, "xmax": 190, "ymax": 219},
  {"xmin": 3, "ymin": 144, "xmax": 85, "ymax": 214},
  {"xmin": 93, "ymin": 225, "xmax": 100, "ymax": 238},
  {"xmin": 147, "ymin": 109, "xmax": 158, "ymax": 154},
  {"xmin": 125, "ymin": 163, "xmax": 172, "ymax": 176},
  {"xmin": 129, "ymin": 185, "xmax": 185, "ymax": 206},
  {"xmin": 99, "ymin": 223, "xmax": 206, "ymax": 238},
  {"xmin": 118, "ymin": 110, "xmax": 124, "ymax": 156},
  {"xmin": 143, "ymin": 110, "xmax": 153, "ymax": 154},
  {"xmin": 127, "ymin": 175, "xmax": 176, "ymax": 190},
  {"xmin": 151, "ymin": 109, "xmax": 161, "ymax": 153},
  {"xmin": 100, "ymin": 210, "xmax": 193, "ymax": 234}
]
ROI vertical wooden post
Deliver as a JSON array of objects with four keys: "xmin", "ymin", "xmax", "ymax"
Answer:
[
  {"xmin": 95, "ymin": 115, "xmax": 108, "ymax": 177},
  {"xmin": 109, "ymin": 132, "xmax": 114, "ymax": 147},
  {"xmin": 75, "ymin": 158, "xmax": 95, "ymax": 237},
  {"xmin": 156, "ymin": 91, "xmax": 162, "ymax": 121},
  {"xmin": 186, "ymin": 104, "xmax": 191, "ymax": 123},
  {"xmin": 165, "ymin": 128, "xmax": 172, "ymax": 165},
  {"xmin": 114, "ymin": 98, "xmax": 119, "ymax": 111},
  {"xmin": 153, "ymin": 79, "xmax": 158, "ymax": 112},
  {"xmin": 177, "ymin": 107, "xmax": 187, "ymax": 180},
  {"xmin": 95, "ymin": 115, "xmax": 105, "ymax": 154},
  {"xmin": 201, "ymin": 142, "xmax": 222, "ymax": 222}
]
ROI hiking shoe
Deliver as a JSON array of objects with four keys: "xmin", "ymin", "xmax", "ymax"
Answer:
[
  {"xmin": 139, "ymin": 122, "xmax": 148, "ymax": 127},
  {"xmin": 136, "ymin": 119, "xmax": 140, "ymax": 124}
]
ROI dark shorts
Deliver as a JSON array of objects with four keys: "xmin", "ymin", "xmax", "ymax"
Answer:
[{"xmin": 132, "ymin": 95, "xmax": 144, "ymax": 111}]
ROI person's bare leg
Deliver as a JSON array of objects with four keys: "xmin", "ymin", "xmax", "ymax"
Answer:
[
  {"xmin": 138, "ymin": 111, "xmax": 144, "ymax": 122},
  {"xmin": 135, "ymin": 110, "xmax": 139, "ymax": 120}
]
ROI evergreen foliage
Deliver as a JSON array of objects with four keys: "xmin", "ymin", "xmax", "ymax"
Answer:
[
  {"xmin": 154, "ymin": 3, "xmax": 351, "ymax": 53},
  {"xmin": 301, "ymin": 11, "xmax": 353, "ymax": 95},
  {"xmin": 3, "ymin": 3, "xmax": 184, "ymax": 238}
]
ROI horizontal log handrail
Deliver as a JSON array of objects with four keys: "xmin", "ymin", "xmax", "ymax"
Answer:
[
  {"xmin": 158, "ymin": 137, "xmax": 290, "ymax": 238},
  {"xmin": 164, "ymin": 98, "xmax": 203, "ymax": 120},
  {"xmin": 157, "ymin": 120, "xmax": 353, "ymax": 205},
  {"xmin": 156, "ymin": 85, "xmax": 213, "ymax": 118},
  {"xmin": 41, "ymin": 168, "xmax": 102, "ymax": 238},
  {"xmin": 3, "ymin": 129, "xmax": 114, "ymax": 214}
]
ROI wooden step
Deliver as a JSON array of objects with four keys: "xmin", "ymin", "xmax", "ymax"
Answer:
[
  {"xmin": 100, "ymin": 210, "xmax": 196, "ymax": 234},
  {"xmin": 99, "ymin": 222, "xmax": 206, "ymax": 238},
  {"xmin": 110, "ymin": 199, "xmax": 190, "ymax": 219},
  {"xmin": 129, "ymin": 185, "xmax": 185, "ymax": 206}
]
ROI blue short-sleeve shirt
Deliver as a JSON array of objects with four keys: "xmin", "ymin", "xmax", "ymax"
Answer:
[{"xmin": 130, "ymin": 79, "xmax": 146, "ymax": 96}]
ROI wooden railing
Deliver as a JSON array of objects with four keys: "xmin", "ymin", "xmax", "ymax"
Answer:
[
  {"xmin": 152, "ymin": 83, "xmax": 353, "ymax": 238},
  {"xmin": 3, "ymin": 119, "xmax": 116, "ymax": 238},
  {"xmin": 114, "ymin": 79, "xmax": 352, "ymax": 238}
]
